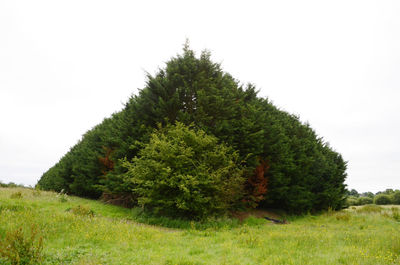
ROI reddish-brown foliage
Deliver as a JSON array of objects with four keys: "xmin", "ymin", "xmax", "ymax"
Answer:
[
  {"xmin": 99, "ymin": 146, "xmax": 114, "ymax": 175},
  {"xmin": 243, "ymin": 158, "xmax": 269, "ymax": 208}
]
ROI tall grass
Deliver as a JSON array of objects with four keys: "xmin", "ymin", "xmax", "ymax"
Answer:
[{"xmin": 1, "ymin": 187, "xmax": 399, "ymax": 264}]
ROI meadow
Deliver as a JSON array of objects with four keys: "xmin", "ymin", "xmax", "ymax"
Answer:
[{"xmin": 0, "ymin": 187, "xmax": 399, "ymax": 265}]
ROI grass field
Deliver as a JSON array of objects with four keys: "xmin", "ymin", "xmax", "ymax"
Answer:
[{"xmin": 0, "ymin": 187, "xmax": 399, "ymax": 264}]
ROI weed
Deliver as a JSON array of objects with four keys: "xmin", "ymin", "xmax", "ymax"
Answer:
[
  {"xmin": 10, "ymin": 192, "xmax": 23, "ymax": 199},
  {"xmin": 335, "ymin": 212, "xmax": 351, "ymax": 221},
  {"xmin": 326, "ymin": 207, "xmax": 335, "ymax": 216},
  {"xmin": 240, "ymin": 231, "xmax": 260, "ymax": 248},
  {"xmin": 0, "ymin": 225, "xmax": 43, "ymax": 265},
  {"xmin": 56, "ymin": 189, "xmax": 68, "ymax": 203},
  {"xmin": 356, "ymin": 204, "xmax": 382, "ymax": 214},
  {"xmin": 69, "ymin": 205, "xmax": 94, "ymax": 217},
  {"xmin": 31, "ymin": 190, "xmax": 41, "ymax": 197},
  {"xmin": 0, "ymin": 203, "xmax": 24, "ymax": 213},
  {"xmin": 130, "ymin": 208, "xmax": 239, "ymax": 230},
  {"xmin": 243, "ymin": 216, "xmax": 268, "ymax": 227},
  {"xmin": 392, "ymin": 208, "xmax": 400, "ymax": 222}
]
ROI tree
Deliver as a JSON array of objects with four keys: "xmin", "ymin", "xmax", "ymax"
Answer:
[
  {"xmin": 122, "ymin": 123, "xmax": 245, "ymax": 219},
  {"xmin": 392, "ymin": 191, "xmax": 400, "ymax": 205},
  {"xmin": 374, "ymin": 194, "xmax": 392, "ymax": 205},
  {"xmin": 357, "ymin": 197, "xmax": 373, "ymax": 205},
  {"xmin": 347, "ymin": 189, "xmax": 360, "ymax": 197},
  {"xmin": 361, "ymin": 191, "xmax": 374, "ymax": 198},
  {"xmin": 38, "ymin": 44, "xmax": 348, "ymax": 214}
]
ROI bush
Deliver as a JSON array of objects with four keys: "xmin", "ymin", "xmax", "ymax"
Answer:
[
  {"xmin": 345, "ymin": 196, "xmax": 358, "ymax": 207},
  {"xmin": 357, "ymin": 197, "xmax": 373, "ymax": 205},
  {"xmin": 10, "ymin": 192, "xmax": 23, "ymax": 199},
  {"xmin": 392, "ymin": 191, "xmax": 400, "ymax": 205},
  {"xmin": 68, "ymin": 205, "xmax": 94, "ymax": 217},
  {"xmin": 56, "ymin": 189, "xmax": 68, "ymax": 203},
  {"xmin": 391, "ymin": 207, "xmax": 400, "ymax": 222},
  {"xmin": 123, "ymin": 122, "xmax": 245, "ymax": 219},
  {"xmin": 335, "ymin": 212, "xmax": 351, "ymax": 221},
  {"xmin": 374, "ymin": 194, "xmax": 393, "ymax": 205},
  {"xmin": 0, "ymin": 225, "xmax": 43, "ymax": 265}
]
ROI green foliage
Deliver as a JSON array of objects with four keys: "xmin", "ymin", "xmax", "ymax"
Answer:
[
  {"xmin": 392, "ymin": 191, "xmax": 400, "ymax": 205},
  {"xmin": 0, "ymin": 225, "xmax": 43, "ymax": 265},
  {"xmin": 56, "ymin": 189, "xmax": 68, "ymax": 203},
  {"xmin": 391, "ymin": 207, "xmax": 400, "ymax": 222},
  {"xmin": 1, "ymin": 187, "xmax": 400, "ymax": 265},
  {"xmin": 10, "ymin": 192, "xmax": 23, "ymax": 199},
  {"xmin": 242, "ymin": 216, "xmax": 268, "ymax": 227},
  {"xmin": 123, "ymin": 123, "xmax": 245, "ymax": 219},
  {"xmin": 335, "ymin": 212, "xmax": 351, "ymax": 221},
  {"xmin": 356, "ymin": 204, "xmax": 383, "ymax": 214},
  {"xmin": 374, "ymin": 194, "xmax": 393, "ymax": 205},
  {"xmin": 345, "ymin": 189, "xmax": 400, "ymax": 207},
  {"xmin": 347, "ymin": 189, "xmax": 360, "ymax": 197},
  {"xmin": 345, "ymin": 196, "xmax": 358, "ymax": 207},
  {"xmin": 68, "ymin": 205, "xmax": 94, "ymax": 217},
  {"xmin": 38, "ymin": 44, "xmax": 348, "ymax": 215},
  {"xmin": 357, "ymin": 196, "xmax": 373, "ymax": 205},
  {"xmin": 361, "ymin": 191, "xmax": 374, "ymax": 198},
  {"xmin": 130, "ymin": 208, "xmax": 240, "ymax": 230},
  {"xmin": 0, "ymin": 182, "xmax": 25, "ymax": 188}
]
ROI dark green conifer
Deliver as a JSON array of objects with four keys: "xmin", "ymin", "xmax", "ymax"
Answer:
[{"xmin": 38, "ymin": 45, "xmax": 347, "ymax": 214}]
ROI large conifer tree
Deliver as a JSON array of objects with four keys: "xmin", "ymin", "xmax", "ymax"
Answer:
[{"xmin": 38, "ymin": 45, "xmax": 347, "ymax": 214}]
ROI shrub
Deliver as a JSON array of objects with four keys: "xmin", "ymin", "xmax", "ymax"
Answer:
[
  {"xmin": 56, "ymin": 189, "xmax": 68, "ymax": 203},
  {"xmin": 0, "ymin": 225, "xmax": 43, "ymax": 265},
  {"xmin": 10, "ymin": 192, "xmax": 23, "ymax": 199},
  {"xmin": 357, "ymin": 197, "xmax": 373, "ymax": 205},
  {"xmin": 374, "ymin": 194, "xmax": 393, "ymax": 205},
  {"xmin": 31, "ymin": 190, "xmax": 41, "ymax": 197},
  {"xmin": 335, "ymin": 212, "xmax": 351, "ymax": 221},
  {"xmin": 392, "ymin": 207, "xmax": 400, "ymax": 222},
  {"xmin": 69, "ymin": 205, "xmax": 94, "ymax": 217},
  {"xmin": 345, "ymin": 196, "xmax": 358, "ymax": 207},
  {"xmin": 123, "ymin": 122, "xmax": 245, "ymax": 219},
  {"xmin": 392, "ymin": 191, "xmax": 400, "ymax": 205},
  {"xmin": 243, "ymin": 216, "xmax": 268, "ymax": 226}
]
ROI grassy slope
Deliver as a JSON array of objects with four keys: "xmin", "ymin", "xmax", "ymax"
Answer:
[{"xmin": 0, "ymin": 187, "xmax": 399, "ymax": 265}]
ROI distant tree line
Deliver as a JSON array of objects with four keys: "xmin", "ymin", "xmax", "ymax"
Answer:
[
  {"xmin": 345, "ymin": 188, "xmax": 400, "ymax": 206},
  {"xmin": 0, "ymin": 182, "xmax": 26, "ymax": 188},
  {"xmin": 37, "ymin": 45, "xmax": 347, "ymax": 218}
]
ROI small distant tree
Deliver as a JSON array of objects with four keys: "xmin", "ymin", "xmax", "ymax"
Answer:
[
  {"xmin": 374, "ymin": 194, "xmax": 392, "ymax": 205},
  {"xmin": 357, "ymin": 197, "xmax": 373, "ymax": 205},
  {"xmin": 345, "ymin": 196, "xmax": 358, "ymax": 207},
  {"xmin": 122, "ymin": 122, "xmax": 245, "ymax": 219},
  {"xmin": 360, "ymin": 192, "xmax": 374, "ymax": 198},
  {"xmin": 384, "ymin": 189, "xmax": 395, "ymax": 195},
  {"xmin": 348, "ymin": 189, "xmax": 360, "ymax": 197},
  {"xmin": 392, "ymin": 191, "xmax": 400, "ymax": 205}
]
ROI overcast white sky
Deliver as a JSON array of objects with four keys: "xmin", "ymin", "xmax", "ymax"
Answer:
[{"xmin": 1, "ymin": 0, "xmax": 399, "ymax": 192}]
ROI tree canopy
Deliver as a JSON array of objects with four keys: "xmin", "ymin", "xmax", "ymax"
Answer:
[{"xmin": 38, "ymin": 45, "xmax": 347, "ymax": 216}]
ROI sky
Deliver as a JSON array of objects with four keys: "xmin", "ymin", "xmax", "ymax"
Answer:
[{"xmin": 0, "ymin": 0, "xmax": 399, "ymax": 193}]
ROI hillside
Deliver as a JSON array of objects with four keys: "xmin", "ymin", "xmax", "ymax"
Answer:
[{"xmin": 1, "ymin": 187, "xmax": 399, "ymax": 264}]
